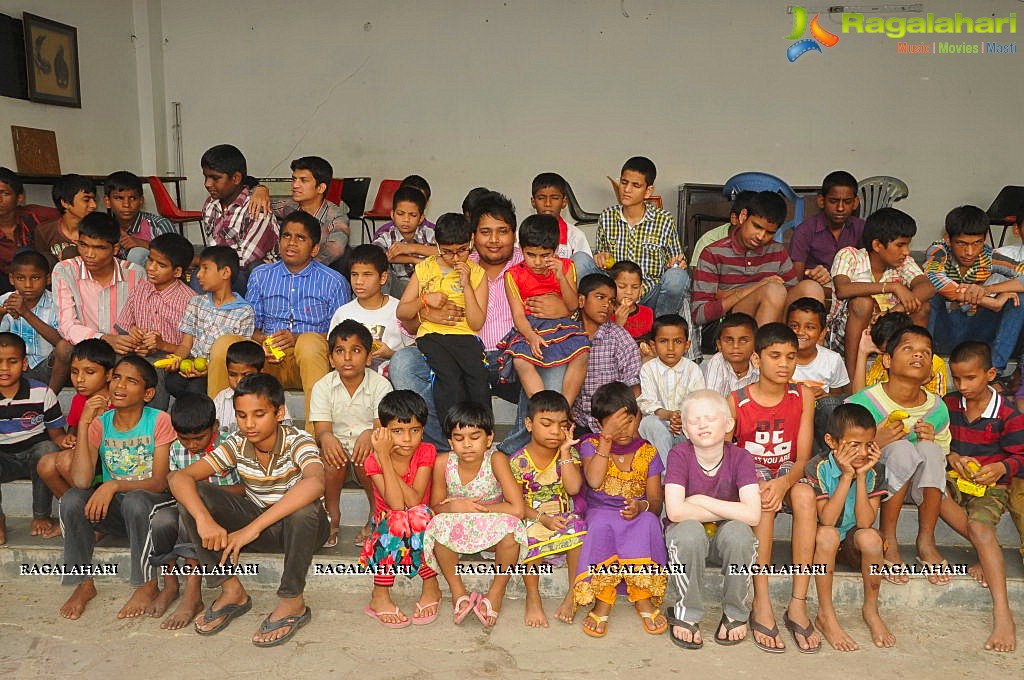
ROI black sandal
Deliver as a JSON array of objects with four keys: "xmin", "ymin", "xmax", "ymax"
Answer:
[
  {"xmin": 194, "ymin": 595, "xmax": 252, "ymax": 636},
  {"xmin": 667, "ymin": 615, "xmax": 703, "ymax": 650},
  {"xmin": 714, "ymin": 613, "xmax": 747, "ymax": 646},
  {"xmin": 783, "ymin": 609, "xmax": 821, "ymax": 654},
  {"xmin": 252, "ymin": 606, "xmax": 312, "ymax": 648},
  {"xmin": 749, "ymin": 615, "xmax": 786, "ymax": 654}
]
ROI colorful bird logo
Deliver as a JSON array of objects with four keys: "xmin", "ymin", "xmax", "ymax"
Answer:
[{"xmin": 786, "ymin": 6, "xmax": 840, "ymax": 61}]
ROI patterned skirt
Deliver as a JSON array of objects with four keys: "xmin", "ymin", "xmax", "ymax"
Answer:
[
  {"xmin": 496, "ymin": 316, "xmax": 590, "ymax": 382},
  {"xmin": 422, "ymin": 510, "xmax": 527, "ymax": 573},
  {"xmin": 523, "ymin": 508, "xmax": 587, "ymax": 566},
  {"xmin": 359, "ymin": 504, "xmax": 433, "ymax": 578}
]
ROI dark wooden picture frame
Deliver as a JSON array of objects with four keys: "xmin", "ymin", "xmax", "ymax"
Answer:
[{"xmin": 22, "ymin": 13, "xmax": 80, "ymax": 108}]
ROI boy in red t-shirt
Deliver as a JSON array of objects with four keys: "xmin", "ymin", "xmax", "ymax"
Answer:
[{"xmin": 729, "ymin": 323, "xmax": 818, "ymax": 654}]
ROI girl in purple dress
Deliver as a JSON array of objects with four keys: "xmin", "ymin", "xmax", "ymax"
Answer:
[{"xmin": 574, "ymin": 381, "xmax": 669, "ymax": 638}]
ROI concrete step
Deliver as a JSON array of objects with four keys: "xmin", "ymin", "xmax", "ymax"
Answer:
[{"xmin": 1, "ymin": 518, "xmax": 1019, "ymax": 608}]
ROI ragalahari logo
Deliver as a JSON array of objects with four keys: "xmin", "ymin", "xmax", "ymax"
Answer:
[{"xmin": 786, "ymin": 6, "xmax": 840, "ymax": 61}]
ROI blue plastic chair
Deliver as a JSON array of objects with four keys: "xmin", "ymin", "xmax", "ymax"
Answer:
[{"xmin": 722, "ymin": 172, "xmax": 803, "ymax": 242}]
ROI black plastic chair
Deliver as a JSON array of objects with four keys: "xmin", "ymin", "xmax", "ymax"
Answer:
[
  {"xmin": 564, "ymin": 181, "xmax": 600, "ymax": 225},
  {"xmin": 985, "ymin": 185, "xmax": 1024, "ymax": 248}
]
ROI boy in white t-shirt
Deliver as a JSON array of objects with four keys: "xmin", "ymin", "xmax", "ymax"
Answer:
[
  {"xmin": 530, "ymin": 172, "xmax": 598, "ymax": 279},
  {"xmin": 787, "ymin": 298, "xmax": 850, "ymax": 455},
  {"xmin": 329, "ymin": 244, "xmax": 413, "ymax": 375}
]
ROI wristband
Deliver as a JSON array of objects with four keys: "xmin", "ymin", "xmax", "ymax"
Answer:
[
  {"xmin": 558, "ymin": 458, "xmax": 575, "ymax": 466},
  {"xmin": 420, "ymin": 294, "xmax": 430, "ymax": 309}
]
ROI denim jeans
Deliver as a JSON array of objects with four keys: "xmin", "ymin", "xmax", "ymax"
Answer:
[
  {"xmin": 928, "ymin": 295, "xmax": 1024, "ymax": 372},
  {"xmin": 639, "ymin": 266, "xmax": 691, "ymax": 318}
]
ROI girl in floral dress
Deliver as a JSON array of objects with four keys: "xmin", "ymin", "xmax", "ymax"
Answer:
[
  {"xmin": 423, "ymin": 402, "xmax": 526, "ymax": 628},
  {"xmin": 510, "ymin": 390, "xmax": 587, "ymax": 628}
]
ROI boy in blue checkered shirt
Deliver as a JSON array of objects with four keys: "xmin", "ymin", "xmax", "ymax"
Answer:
[
  {"xmin": 0, "ymin": 250, "xmax": 68, "ymax": 391},
  {"xmin": 148, "ymin": 393, "xmax": 241, "ymax": 630}
]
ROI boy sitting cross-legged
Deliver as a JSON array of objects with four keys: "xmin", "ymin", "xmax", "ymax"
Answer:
[
  {"xmin": 805, "ymin": 403, "xmax": 894, "ymax": 651},
  {"xmin": 169, "ymin": 373, "xmax": 328, "ymax": 647}
]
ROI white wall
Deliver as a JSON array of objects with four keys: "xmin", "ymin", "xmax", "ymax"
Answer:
[{"xmin": 0, "ymin": 0, "xmax": 143, "ymax": 204}]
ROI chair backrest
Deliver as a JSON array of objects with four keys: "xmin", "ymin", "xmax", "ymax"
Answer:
[
  {"xmin": 857, "ymin": 176, "xmax": 909, "ymax": 219},
  {"xmin": 147, "ymin": 175, "xmax": 191, "ymax": 220},
  {"xmin": 564, "ymin": 181, "xmax": 599, "ymax": 224},
  {"xmin": 340, "ymin": 176, "xmax": 371, "ymax": 220},
  {"xmin": 986, "ymin": 185, "xmax": 1024, "ymax": 222},
  {"xmin": 364, "ymin": 179, "xmax": 403, "ymax": 218},
  {"xmin": 722, "ymin": 172, "xmax": 802, "ymax": 241},
  {"xmin": 326, "ymin": 178, "xmax": 344, "ymax": 206}
]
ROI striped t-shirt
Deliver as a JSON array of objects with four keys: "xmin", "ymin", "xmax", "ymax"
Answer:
[
  {"xmin": 0, "ymin": 378, "xmax": 65, "ymax": 453},
  {"xmin": 943, "ymin": 387, "xmax": 1024, "ymax": 483},
  {"xmin": 204, "ymin": 425, "xmax": 323, "ymax": 508},
  {"xmin": 846, "ymin": 383, "xmax": 951, "ymax": 454}
]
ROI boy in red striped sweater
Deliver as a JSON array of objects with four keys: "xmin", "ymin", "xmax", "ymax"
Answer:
[{"xmin": 940, "ymin": 341, "xmax": 1023, "ymax": 652}]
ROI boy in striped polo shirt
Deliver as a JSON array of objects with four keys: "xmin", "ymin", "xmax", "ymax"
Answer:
[
  {"xmin": 170, "ymin": 373, "xmax": 327, "ymax": 647},
  {"xmin": 939, "ymin": 341, "xmax": 1022, "ymax": 652}
]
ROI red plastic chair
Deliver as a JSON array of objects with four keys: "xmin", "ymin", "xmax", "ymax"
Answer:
[
  {"xmin": 148, "ymin": 176, "xmax": 204, "ymax": 241},
  {"xmin": 326, "ymin": 178, "xmax": 344, "ymax": 206},
  {"xmin": 361, "ymin": 179, "xmax": 402, "ymax": 242}
]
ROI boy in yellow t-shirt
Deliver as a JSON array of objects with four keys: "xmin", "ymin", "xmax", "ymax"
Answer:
[{"xmin": 397, "ymin": 212, "xmax": 490, "ymax": 423}]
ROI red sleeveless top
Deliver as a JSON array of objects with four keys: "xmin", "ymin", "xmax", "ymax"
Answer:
[{"xmin": 505, "ymin": 259, "xmax": 575, "ymax": 316}]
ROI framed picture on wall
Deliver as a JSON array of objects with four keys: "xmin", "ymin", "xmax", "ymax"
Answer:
[{"xmin": 22, "ymin": 13, "xmax": 80, "ymax": 108}]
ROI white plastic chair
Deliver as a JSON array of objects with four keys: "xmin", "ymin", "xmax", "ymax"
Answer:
[{"xmin": 857, "ymin": 176, "xmax": 909, "ymax": 219}]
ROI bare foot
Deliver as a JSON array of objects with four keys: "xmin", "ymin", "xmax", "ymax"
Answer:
[
  {"xmin": 59, "ymin": 580, "xmax": 97, "ymax": 620},
  {"xmin": 145, "ymin": 581, "xmax": 179, "ymax": 617},
  {"xmin": 984, "ymin": 616, "xmax": 1016, "ymax": 652},
  {"xmin": 162, "ymin": 595, "xmax": 203, "ymax": 630},
  {"xmin": 118, "ymin": 581, "xmax": 160, "ymax": 619},
  {"xmin": 815, "ymin": 612, "xmax": 859, "ymax": 651},
  {"xmin": 968, "ymin": 563, "xmax": 989, "ymax": 588},
  {"xmin": 863, "ymin": 606, "xmax": 896, "ymax": 648},
  {"xmin": 524, "ymin": 592, "xmax": 549, "ymax": 628},
  {"xmin": 553, "ymin": 592, "xmax": 575, "ymax": 624},
  {"xmin": 30, "ymin": 517, "xmax": 61, "ymax": 538}
]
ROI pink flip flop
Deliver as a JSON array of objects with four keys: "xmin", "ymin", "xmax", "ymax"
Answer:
[
  {"xmin": 364, "ymin": 605, "xmax": 411, "ymax": 629},
  {"xmin": 412, "ymin": 600, "xmax": 440, "ymax": 626},
  {"xmin": 453, "ymin": 592, "xmax": 478, "ymax": 625},
  {"xmin": 473, "ymin": 595, "xmax": 499, "ymax": 628}
]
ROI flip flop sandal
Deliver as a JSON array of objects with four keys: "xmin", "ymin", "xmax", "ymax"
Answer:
[
  {"xmin": 253, "ymin": 607, "xmax": 312, "ymax": 648},
  {"xmin": 637, "ymin": 609, "xmax": 668, "ymax": 635},
  {"xmin": 193, "ymin": 595, "xmax": 252, "ymax": 636},
  {"xmin": 916, "ymin": 557, "xmax": 952, "ymax": 586},
  {"xmin": 582, "ymin": 611, "xmax": 609, "ymax": 638},
  {"xmin": 453, "ymin": 593, "xmax": 478, "ymax": 625},
  {"xmin": 412, "ymin": 600, "xmax": 440, "ymax": 625},
  {"xmin": 473, "ymin": 596, "xmax": 500, "ymax": 628},
  {"xmin": 353, "ymin": 523, "xmax": 372, "ymax": 546},
  {"xmin": 364, "ymin": 605, "xmax": 411, "ymax": 629},
  {"xmin": 714, "ymin": 613, "xmax": 747, "ymax": 646},
  {"xmin": 783, "ymin": 610, "xmax": 821, "ymax": 654},
  {"xmin": 666, "ymin": 616, "xmax": 702, "ymax": 650},
  {"xmin": 881, "ymin": 559, "xmax": 910, "ymax": 585},
  {"xmin": 748, "ymin": 616, "xmax": 786, "ymax": 654},
  {"xmin": 322, "ymin": 531, "xmax": 339, "ymax": 549}
]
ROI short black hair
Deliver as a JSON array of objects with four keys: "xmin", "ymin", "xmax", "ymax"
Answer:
[
  {"xmin": 820, "ymin": 171, "xmax": 858, "ymax": 196},
  {"xmin": 786, "ymin": 297, "xmax": 827, "ymax": 328},
  {"xmin": 863, "ymin": 207, "xmax": 916, "ymax": 250},
  {"xmin": 53, "ymin": 174, "xmax": 96, "ymax": 213},
  {"xmin": 746, "ymin": 191, "xmax": 787, "ymax": 226},
  {"xmin": 78, "ymin": 212, "xmax": 120, "ymax": 244},
  {"xmin": 730, "ymin": 190, "xmax": 757, "ymax": 217},
  {"xmin": 148, "ymin": 233, "xmax": 194, "ymax": 272},
  {"xmin": 391, "ymin": 185, "xmax": 427, "ymax": 213},
  {"xmin": 10, "ymin": 249, "xmax": 50, "ymax": 274},
  {"xmin": 527, "ymin": 390, "xmax": 570, "ymax": 419},
  {"xmin": 719, "ymin": 312, "xmax": 757, "ymax": 337},
  {"xmin": 328, "ymin": 318, "xmax": 372, "ymax": 353},
  {"xmin": 621, "ymin": 156, "xmax": 656, "ymax": 186},
  {"xmin": 349, "ymin": 243, "xmax": 388, "ymax": 274},
  {"xmin": 378, "ymin": 389, "xmax": 428, "ymax": 427},
  {"xmin": 944, "ymin": 205, "xmax": 989, "ymax": 238},
  {"xmin": 290, "ymin": 156, "xmax": 332, "ymax": 189},
  {"xmin": 169, "ymin": 393, "xmax": 218, "ymax": 434},
  {"xmin": 518, "ymin": 214, "xmax": 559, "ymax": 251},
  {"xmin": 609, "ymin": 260, "xmax": 643, "ymax": 282},
  {"xmin": 755, "ymin": 322, "xmax": 798, "ymax": 353},
  {"xmin": 869, "ymin": 310, "xmax": 911, "ymax": 350},
  {"xmin": 443, "ymin": 401, "xmax": 494, "ymax": 437},
  {"xmin": 950, "ymin": 340, "xmax": 993, "ymax": 371},
  {"xmin": 578, "ymin": 272, "xmax": 616, "ymax": 298},
  {"xmin": 434, "ymin": 212, "xmax": 472, "ymax": 246},
  {"xmin": 282, "ymin": 210, "xmax": 322, "ymax": 246},
  {"xmin": 226, "ymin": 339, "xmax": 265, "ymax": 370},
  {"xmin": 591, "ymin": 381, "xmax": 639, "ymax": 422},
  {"xmin": 651, "ymin": 313, "xmax": 689, "ymax": 339},
  {"xmin": 884, "ymin": 324, "xmax": 932, "ymax": 357},
  {"xmin": 71, "ymin": 338, "xmax": 116, "ymax": 370},
  {"xmin": 104, "ymin": 171, "xmax": 144, "ymax": 196},
  {"xmin": 0, "ymin": 331, "xmax": 26, "ymax": 358},
  {"xmin": 114, "ymin": 354, "xmax": 158, "ymax": 389},
  {"xmin": 200, "ymin": 144, "xmax": 247, "ymax": 177},
  {"xmin": 198, "ymin": 245, "xmax": 239, "ymax": 283},
  {"xmin": 400, "ymin": 174, "xmax": 431, "ymax": 201},
  {"xmin": 827, "ymin": 403, "xmax": 876, "ymax": 440},
  {"xmin": 462, "ymin": 187, "xmax": 491, "ymax": 216},
  {"xmin": 233, "ymin": 372, "xmax": 285, "ymax": 409},
  {"xmin": 0, "ymin": 166, "xmax": 24, "ymax": 195},
  {"xmin": 470, "ymin": 191, "xmax": 516, "ymax": 232},
  {"xmin": 532, "ymin": 172, "xmax": 567, "ymax": 196}
]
